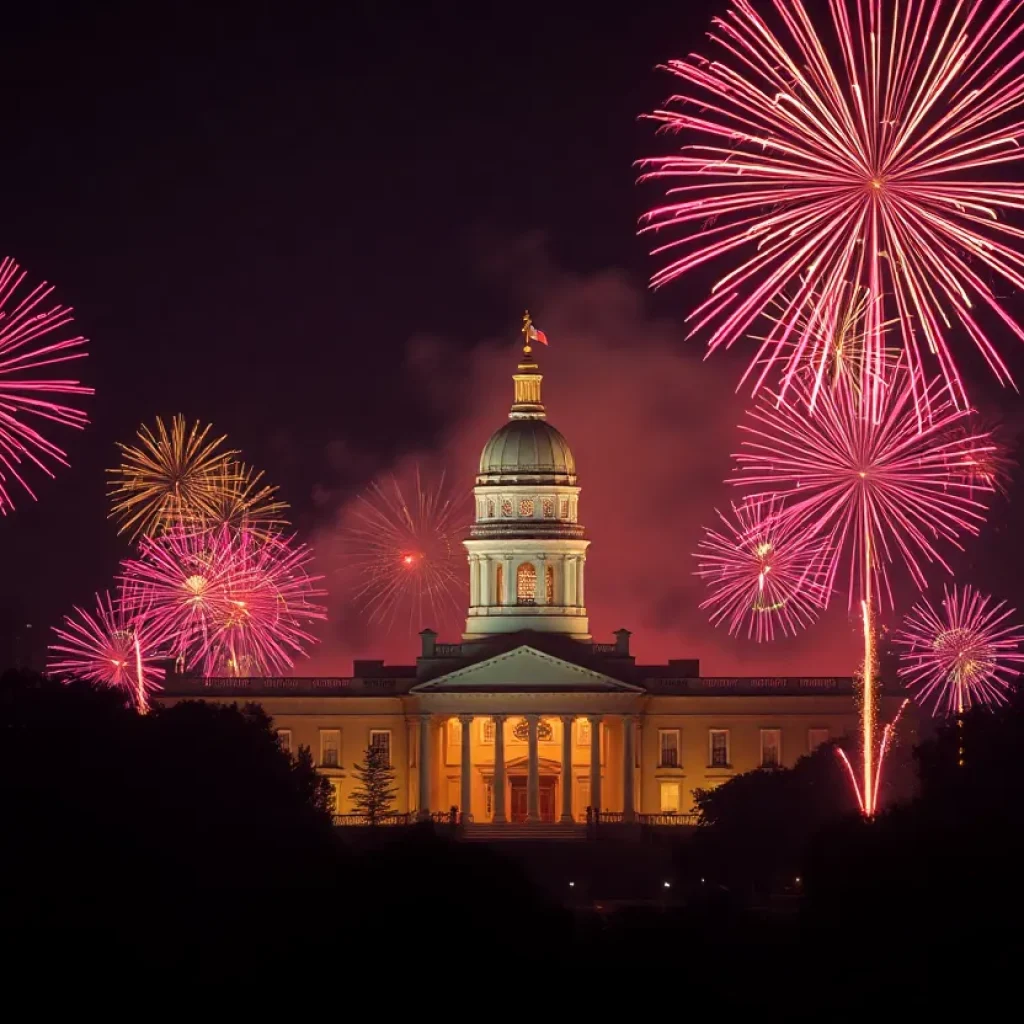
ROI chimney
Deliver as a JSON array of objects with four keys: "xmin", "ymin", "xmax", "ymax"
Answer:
[
  {"xmin": 613, "ymin": 628, "xmax": 632, "ymax": 655},
  {"xmin": 419, "ymin": 629, "xmax": 437, "ymax": 657}
]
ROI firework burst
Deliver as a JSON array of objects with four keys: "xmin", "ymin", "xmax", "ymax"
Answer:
[
  {"xmin": 695, "ymin": 495, "xmax": 830, "ymax": 642},
  {"xmin": 896, "ymin": 584, "xmax": 1024, "ymax": 715},
  {"xmin": 345, "ymin": 466, "xmax": 470, "ymax": 633},
  {"xmin": 731, "ymin": 361, "xmax": 995, "ymax": 814},
  {"xmin": 0, "ymin": 256, "xmax": 92, "ymax": 513},
  {"xmin": 201, "ymin": 461, "xmax": 290, "ymax": 540},
  {"xmin": 120, "ymin": 524, "xmax": 325, "ymax": 676},
  {"xmin": 108, "ymin": 415, "xmax": 241, "ymax": 539},
  {"xmin": 48, "ymin": 590, "xmax": 165, "ymax": 713},
  {"xmin": 640, "ymin": 0, "xmax": 1024, "ymax": 412}
]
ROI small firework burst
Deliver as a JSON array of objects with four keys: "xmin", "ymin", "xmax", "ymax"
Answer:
[
  {"xmin": 48, "ymin": 589, "xmax": 165, "ymax": 713},
  {"xmin": 345, "ymin": 466, "xmax": 470, "ymax": 633},
  {"xmin": 202, "ymin": 461, "xmax": 290, "ymax": 540},
  {"xmin": 0, "ymin": 256, "xmax": 92, "ymax": 513},
  {"xmin": 896, "ymin": 585, "xmax": 1024, "ymax": 716},
  {"xmin": 108, "ymin": 415, "xmax": 241, "ymax": 539},
  {"xmin": 695, "ymin": 495, "xmax": 830, "ymax": 642}
]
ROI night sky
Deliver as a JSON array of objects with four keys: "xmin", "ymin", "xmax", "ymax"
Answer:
[{"xmin": 4, "ymin": 0, "xmax": 1024, "ymax": 674}]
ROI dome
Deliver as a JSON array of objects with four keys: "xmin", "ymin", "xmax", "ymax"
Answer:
[{"xmin": 477, "ymin": 418, "xmax": 576, "ymax": 484}]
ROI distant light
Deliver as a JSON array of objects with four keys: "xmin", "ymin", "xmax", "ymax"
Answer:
[
  {"xmin": 663, "ymin": 881, "xmax": 671, "ymax": 889},
  {"xmin": 568, "ymin": 881, "xmax": 575, "ymax": 888},
  {"xmin": 700, "ymin": 877, "xmax": 705, "ymax": 884},
  {"xmin": 795, "ymin": 876, "xmax": 802, "ymax": 885}
]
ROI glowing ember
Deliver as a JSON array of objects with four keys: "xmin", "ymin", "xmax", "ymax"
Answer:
[
  {"xmin": 0, "ymin": 256, "xmax": 92, "ymax": 513},
  {"xmin": 640, "ymin": 0, "xmax": 1024, "ymax": 413}
]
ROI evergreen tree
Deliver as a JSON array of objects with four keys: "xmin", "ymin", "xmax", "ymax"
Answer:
[{"xmin": 350, "ymin": 742, "xmax": 398, "ymax": 824}]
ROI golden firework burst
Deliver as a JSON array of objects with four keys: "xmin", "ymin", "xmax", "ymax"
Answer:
[
  {"xmin": 203, "ymin": 461, "xmax": 290, "ymax": 540},
  {"xmin": 108, "ymin": 415, "xmax": 241, "ymax": 539}
]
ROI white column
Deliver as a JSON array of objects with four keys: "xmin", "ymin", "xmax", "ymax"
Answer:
[
  {"xmin": 589, "ymin": 714, "xmax": 602, "ymax": 814},
  {"xmin": 470, "ymin": 557, "xmax": 480, "ymax": 608},
  {"xmin": 536, "ymin": 556, "xmax": 548, "ymax": 605},
  {"xmin": 504, "ymin": 557, "xmax": 515, "ymax": 606},
  {"xmin": 492, "ymin": 714, "xmax": 507, "ymax": 823},
  {"xmin": 417, "ymin": 715, "xmax": 432, "ymax": 820},
  {"xmin": 566, "ymin": 556, "xmax": 577, "ymax": 607},
  {"xmin": 560, "ymin": 715, "xmax": 574, "ymax": 823},
  {"xmin": 622, "ymin": 716, "xmax": 636, "ymax": 822},
  {"xmin": 526, "ymin": 714, "xmax": 540, "ymax": 823},
  {"xmin": 577, "ymin": 557, "xmax": 586, "ymax": 608},
  {"xmin": 459, "ymin": 715, "xmax": 473, "ymax": 823},
  {"xmin": 479, "ymin": 558, "xmax": 491, "ymax": 609}
]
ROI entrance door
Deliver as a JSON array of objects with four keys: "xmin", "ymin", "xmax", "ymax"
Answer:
[
  {"xmin": 510, "ymin": 777, "xmax": 528, "ymax": 822},
  {"xmin": 539, "ymin": 778, "xmax": 557, "ymax": 823}
]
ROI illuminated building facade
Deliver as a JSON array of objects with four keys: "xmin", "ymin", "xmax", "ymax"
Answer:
[{"xmin": 161, "ymin": 323, "xmax": 879, "ymax": 825}]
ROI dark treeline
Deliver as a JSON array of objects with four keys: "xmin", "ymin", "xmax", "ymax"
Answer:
[{"xmin": 3, "ymin": 670, "xmax": 1022, "ymax": 992}]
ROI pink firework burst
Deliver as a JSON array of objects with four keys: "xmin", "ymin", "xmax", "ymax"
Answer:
[
  {"xmin": 695, "ymin": 495, "xmax": 830, "ymax": 642},
  {"xmin": 121, "ymin": 525, "xmax": 326, "ymax": 676},
  {"xmin": 203, "ymin": 530, "xmax": 327, "ymax": 677},
  {"xmin": 640, "ymin": 0, "xmax": 1024, "ymax": 411},
  {"xmin": 0, "ymin": 257, "xmax": 92, "ymax": 512},
  {"xmin": 731, "ymin": 362, "xmax": 995, "ymax": 814},
  {"xmin": 48, "ymin": 590, "xmax": 165, "ymax": 713},
  {"xmin": 896, "ymin": 584, "xmax": 1024, "ymax": 715}
]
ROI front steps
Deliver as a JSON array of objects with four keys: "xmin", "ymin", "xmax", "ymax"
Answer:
[{"xmin": 462, "ymin": 822, "xmax": 587, "ymax": 842}]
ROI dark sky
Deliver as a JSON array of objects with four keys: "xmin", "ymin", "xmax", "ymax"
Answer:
[{"xmin": 3, "ymin": 0, "xmax": 1023, "ymax": 673}]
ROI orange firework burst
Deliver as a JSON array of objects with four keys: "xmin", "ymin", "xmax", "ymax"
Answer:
[
  {"xmin": 107, "ymin": 415, "xmax": 241, "ymax": 539},
  {"xmin": 345, "ymin": 466, "xmax": 470, "ymax": 633},
  {"xmin": 202, "ymin": 461, "xmax": 290, "ymax": 540}
]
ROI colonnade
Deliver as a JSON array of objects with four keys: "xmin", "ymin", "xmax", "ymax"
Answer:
[{"xmin": 415, "ymin": 713, "xmax": 637, "ymax": 824}]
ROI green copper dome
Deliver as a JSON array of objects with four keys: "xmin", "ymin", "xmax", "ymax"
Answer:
[{"xmin": 477, "ymin": 418, "xmax": 576, "ymax": 485}]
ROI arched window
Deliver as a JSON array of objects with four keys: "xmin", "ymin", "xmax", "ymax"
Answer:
[
  {"xmin": 516, "ymin": 563, "xmax": 536, "ymax": 605},
  {"xmin": 546, "ymin": 564, "xmax": 554, "ymax": 604},
  {"xmin": 495, "ymin": 563, "xmax": 504, "ymax": 606}
]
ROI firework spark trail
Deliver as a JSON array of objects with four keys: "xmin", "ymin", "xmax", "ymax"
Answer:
[
  {"xmin": 731, "ymin": 362, "xmax": 995, "ymax": 813},
  {"xmin": 837, "ymin": 698, "xmax": 909, "ymax": 815},
  {"xmin": 107, "ymin": 415, "xmax": 241, "ymax": 539},
  {"xmin": 895, "ymin": 584, "xmax": 1024, "ymax": 715},
  {"xmin": 695, "ymin": 494, "xmax": 831, "ymax": 642},
  {"xmin": 345, "ymin": 466, "xmax": 470, "ymax": 634},
  {"xmin": 640, "ymin": 0, "xmax": 1024, "ymax": 413},
  {"xmin": 202, "ymin": 461, "xmax": 290, "ymax": 540},
  {"xmin": 48, "ymin": 590, "xmax": 165, "ymax": 713},
  {"xmin": 0, "ymin": 257, "xmax": 92, "ymax": 512},
  {"xmin": 120, "ymin": 524, "xmax": 326, "ymax": 677}
]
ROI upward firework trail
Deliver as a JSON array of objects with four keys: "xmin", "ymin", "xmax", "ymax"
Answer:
[
  {"xmin": 0, "ymin": 257, "xmax": 92, "ymax": 513},
  {"xmin": 640, "ymin": 0, "xmax": 1024, "ymax": 413},
  {"xmin": 346, "ymin": 466, "xmax": 470, "ymax": 634},
  {"xmin": 732, "ymin": 362, "xmax": 996, "ymax": 814}
]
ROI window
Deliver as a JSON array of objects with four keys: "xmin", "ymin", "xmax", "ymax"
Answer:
[
  {"xmin": 501, "ymin": 499, "xmax": 513, "ymax": 517},
  {"xmin": 577, "ymin": 719, "xmax": 591, "ymax": 746},
  {"xmin": 761, "ymin": 728, "xmax": 781, "ymax": 768},
  {"xmin": 660, "ymin": 781, "xmax": 681, "ymax": 814},
  {"xmin": 519, "ymin": 498, "xmax": 534, "ymax": 517},
  {"xmin": 487, "ymin": 499, "xmax": 495, "ymax": 518},
  {"xmin": 545, "ymin": 564, "xmax": 554, "ymax": 604},
  {"xmin": 370, "ymin": 729, "xmax": 392, "ymax": 766},
  {"xmin": 542, "ymin": 498, "xmax": 555, "ymax": 518},
  {"xmin": 709, "ymin": 729, "xmax": 730, "ymax": 768},
  {"xmin": 495, "ymin": 563, "xmax": 503, "ymax": 606},
  {"xmin": 276, "ymin": 729, "xmax": 292, "ymax": 755},
  {"xmin": 808, "ymin": 728, "xmax": 830, "ymax": 752},
  {"xmin": 320, "ymin": 729, "xmax": 341, "ymax": 768},
  {"xmin": 559, "ymin": 497, "xmax": 569, "ymax": 519},
  {"xmin": 328, "ymin": 779, "xmax": 342, "ymax": 814},
  {"xmin": 480, "ymin": 718, "xmax": 495, "ymax": 745},
  {"xmin": 516, "ymin": 562, "xmax": 536, "ymax": 605},
  {"xmin": 659, "ymin": 729, "xmax": 681, "ymax": 768}
]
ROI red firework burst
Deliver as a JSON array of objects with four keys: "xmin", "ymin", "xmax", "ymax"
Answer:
[
  {"xmin": 48, "ymin": 590, "xmax": 165, "ymax": 713},
  {"xmin": 120, "ymin": 525, "xmax": 326, "ymax": 677},
  {"xmin": 695, "ymin": 495, "xmax": 830, "ymax": 642},
  {"xmin": 0, "ymin": 257, "xmax": 92, "ymax": 512},
  {"xmin": 640, "ymin": 0, "xmax": 1024, "ymax": 411},
  {"xmin": 895, "ymin": 584, "xmax": 1024, "ymax": 715},
  {"xmin": 345, "ymin": 466, "xmax": 470, "ymax": 633}
]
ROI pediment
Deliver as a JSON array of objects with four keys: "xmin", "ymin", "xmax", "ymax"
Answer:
[{"xmin": 411, "ymin": 645, "xmax": 641, "ymax": 693}]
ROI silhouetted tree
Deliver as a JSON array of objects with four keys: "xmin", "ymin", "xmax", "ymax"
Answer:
[{"xmin": 350, "ymin": 742, "xmax": 398, "ymax": 823}]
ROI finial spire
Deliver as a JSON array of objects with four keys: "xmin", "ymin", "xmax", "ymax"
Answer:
[
  {"xmin": 511, "ymin": 310, "xmax": 545, "ymax": 420},
  {"xmin": 522, "ymin": 309, "xmax": 534, "ymax": 356}
]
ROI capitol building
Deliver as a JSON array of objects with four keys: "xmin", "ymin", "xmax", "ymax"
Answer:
[{"xmin": 162, "ymin": 323, "xmax": 870, "ymax": 827}]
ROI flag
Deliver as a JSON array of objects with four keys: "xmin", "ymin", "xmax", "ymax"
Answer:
[{"xmin": 528, "ymin": 325, "xmax": 549, "ymax": 346}]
